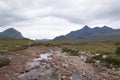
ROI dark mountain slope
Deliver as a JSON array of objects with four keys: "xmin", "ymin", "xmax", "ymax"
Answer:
[
  {"xmin": 54, "ymin": 25, "xmax": 120, "ymax": 41},
  {"xmin": 0, "ymin": 28, "xmax": 24, "ymax": 39}
]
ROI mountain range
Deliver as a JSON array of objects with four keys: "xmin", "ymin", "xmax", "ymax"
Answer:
[
  {"xmin": 0, "ymin": 28, "xmax": 24, "ymax": 39},
  {"xmin": 1, "ymin": 26, "xmax": 120, "ymax": 41},
  {"xmin": 54, "ymin": 25, "xmax": 120, "ymax": 41}
]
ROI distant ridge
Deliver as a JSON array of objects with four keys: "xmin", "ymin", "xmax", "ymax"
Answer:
[
  {"xmin": 35, "ymin": 39, "xmax": 51, "ymax": 42},
  {"xmin": 54, "ymin": 25, "xmax": 120, "ymax": 41},
  {"xmin": 0, "ymin": 28, "xmax": 24, "ymax": 39}
]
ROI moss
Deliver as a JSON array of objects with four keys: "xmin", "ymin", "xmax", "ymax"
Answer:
[{"xmin": 0, "ymin": 58, "xmax": 11, "ymax": 67}]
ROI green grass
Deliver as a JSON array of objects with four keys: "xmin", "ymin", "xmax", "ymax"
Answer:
[{"xmin": 0, "ymin": 38, "xmax": 33, "ymax": 54}]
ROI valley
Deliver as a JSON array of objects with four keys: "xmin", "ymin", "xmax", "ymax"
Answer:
[
  {"xmin": 1, "ymin": 0, "xmax": 120, "ymax": 80},
  {"xmin": 0, "ymin": 39, "xmax": 120, "ymax": 80}
]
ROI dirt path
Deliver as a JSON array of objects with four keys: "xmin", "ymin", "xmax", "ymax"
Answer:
[{"xmin": 0, "ymin": 46, "xmax": 120, "ymax": 80}]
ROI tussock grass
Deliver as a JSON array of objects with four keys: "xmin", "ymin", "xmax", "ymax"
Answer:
[
  {"xmin": 0, "ymin": 58, "xmax": 10, "ymax": 67},
  {"xmin": 62, "ymin": 47, "xmax": 79, "ymax": 56}
]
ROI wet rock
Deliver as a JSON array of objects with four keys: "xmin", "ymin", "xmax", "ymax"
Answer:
[
  {"xmin": 25, "ymin": 61, "xmax": 40, "ymax": 71},
  {"xmin": 90, "ymin": 76, "xmax": 98, "ymax": 80},
  {"xmin": 71, "ymin": 74, "xmax": 83, "ymax": 80},
  {"xmin": 56, "ymin": 70, "xmax": 62, "ymax": 80},
  {"xmin": 18, "ymin": 51, "xmax": 53, "ymax": 80}
]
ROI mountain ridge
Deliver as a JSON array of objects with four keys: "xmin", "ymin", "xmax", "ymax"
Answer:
[{"xmin": 54, "ymin": 25, "xmax": 120, "ymax": 41}]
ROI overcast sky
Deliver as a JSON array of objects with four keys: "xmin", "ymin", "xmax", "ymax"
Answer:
[{"xmin": 0, "ymin": 0, "xmax": 120, "ymax": 39}]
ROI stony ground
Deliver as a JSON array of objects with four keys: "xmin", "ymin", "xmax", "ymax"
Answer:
[
  {"xmin": 0, "ymin": 46, "xmax": 50, "ymax": 80},
  {"xmin": 0, "ymin": 46, "xmax": 120, "ymax": 80},
  {"xmin": 52, "ymin": 49, "xmax": 120, "ymax": 80}
]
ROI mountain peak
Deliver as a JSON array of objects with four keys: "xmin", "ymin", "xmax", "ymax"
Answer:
[
  {"xmin": 102, "ymin": 25, "xmax": 113, "ymax": 30},
  {"xmin": 7, "ymin": 28, "xmax": 16, "ymax": 30},
  {"xmin": 4, "ymin": 28, "xmax": 18, "ymax": 32},
  {"xmin": 103, "ymin": 25, "xmax": 109, "ymax": 28},
  {"xmin": 81, "ymin": 25, "xmax": 91, "ymax": 30},
  {"xmin": 82, "ymin": 25, "xmax": 90, "ymax": 29},
  {"xmin": 93, "ymin": 27, "xmax": 100, "ymax": 29},
  {"xmin": 0, "ymin": 28, "xmax": 24, "ymax": 39}
]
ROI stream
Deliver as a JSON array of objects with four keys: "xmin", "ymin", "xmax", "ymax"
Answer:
[
  {"xmin": 18, "ymin": 51, "xmax": 54, "ymax": 80},
  {"xmin": 17, "ymin": 50, "xmax": 84, "ymax": 80}
]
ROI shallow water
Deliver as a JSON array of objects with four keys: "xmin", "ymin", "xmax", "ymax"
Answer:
[
  {"xmin": 71, "ymin": 74, "xmax": 83, "ymax": 80},
  {"xmin": 18, "ymin": 50, "xmax": 84, "ymax": 80},
  {"xmin": 18, "ymin": 52, "xmax": 53, "ymax": 80},
  {"xmin": 34, "ymin": 53, "xmax": 52, "ymax": 61}
]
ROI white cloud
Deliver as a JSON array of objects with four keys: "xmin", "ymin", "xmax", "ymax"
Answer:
[{"xmin": 10, "ymin": 17, "xmax": 81, "ymax": 39}]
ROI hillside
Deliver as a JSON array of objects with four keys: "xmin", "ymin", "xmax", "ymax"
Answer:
[
  {"xmin": 54, "ymin": 25, "xmax": 120, "ymax": 41},
  {"xmin": 0, "ymin": 28, "xmax": 24, "ymax": 39}
]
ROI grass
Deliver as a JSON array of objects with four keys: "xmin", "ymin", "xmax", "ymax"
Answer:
[
  {"xmin": 38, "ymin": 41, "xmax": 120, "ymax": 68},
  {"xmin": 33, "ymin": 41, "xmax": 117, "ymax": 55},
  {"xmin": 115, "ymin": 47, "xmax": 120, "ymax": 55},
  {"xmin": 104, "ymin": 55, "xmax": 120, "ymax": 68},
  {"xmin": 0, "ymin": 38, "xmax": 33, "ymax": 55},
  {"xmin": 86, "ymin": 54, "xmax": 120, "ymax": 68},
  {"xmin": 62, "ymin": 47, "xmax": 79, "ymax": 56},
  {"xmin": 33, "ymin": 41, "xmax": 116, "ymax": 54},
  {"xmin": 63, "ymin": 41, "xmax": 116, "ymax": 54},
  {"xmin": 85, "ymin": 44, "xmax": 120, "ymax": 68},
  {"xmin": 0, "ymin": 39, "xmax": 120, "ymax": 68}
]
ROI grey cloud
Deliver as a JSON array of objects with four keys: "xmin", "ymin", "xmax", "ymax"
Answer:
[
  {"xmin": 87, "ymin": 0, "xmax": 120, "ymax": 21},
  {"xmin": 50, "ymin": 14, "xmax": 85, "ymax": 24},
  {"xmin": 0, "ymin": 10, "xmax": 28, "ymax": 27},
  {"xmin": 39, "ymin": 0, "xmax": 120, "ymax": 24},
  {"xmin": 0, "ymin": 0, "xmax": 120, "ymax": 27}
]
